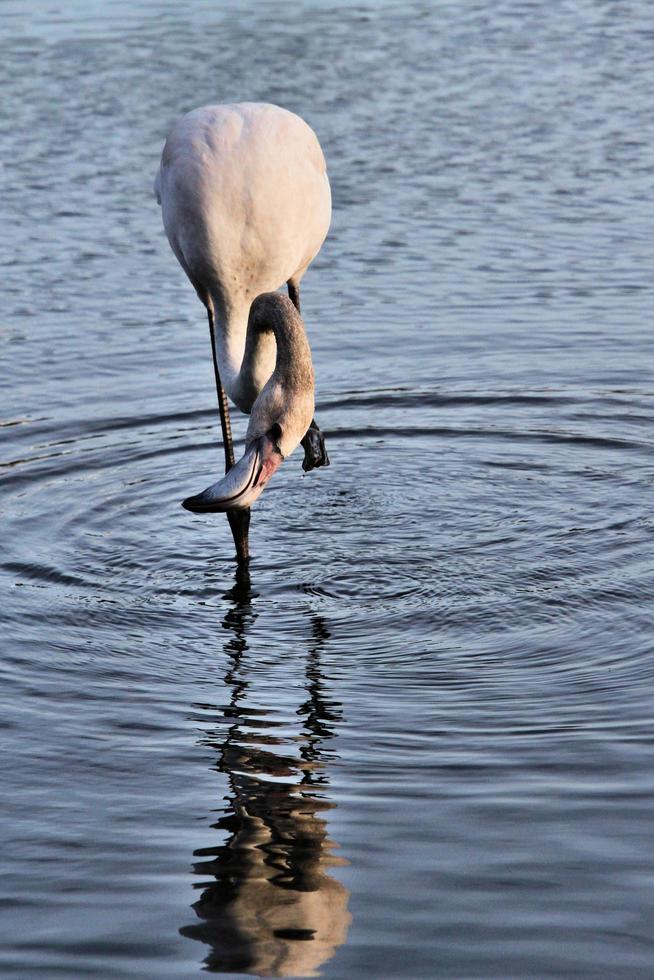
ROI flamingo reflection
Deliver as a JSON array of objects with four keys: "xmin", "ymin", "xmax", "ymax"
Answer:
[{"xmin": 181, "ymin": 571, "xmax": 351, "ymax": 976}]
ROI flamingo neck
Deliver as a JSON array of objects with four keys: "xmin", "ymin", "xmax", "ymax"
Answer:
[
  {"xmin": 243, "ymin": 292, "xmax": 315, "ymax": 459},
  {"xmin": 211, "ymin": 293, "xmax": 311, "ymax": 416},
  {"xmin": 210, "ymin": 297, "xmax": 276, "ymax": 414},
  {"xmin": 247, "ymin": 293, "xmax": 313, "ymax": 393}
]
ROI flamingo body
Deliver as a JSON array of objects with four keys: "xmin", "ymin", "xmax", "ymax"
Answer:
[{"xmin": 155, "ymin": 103, "xmax": 331, "ymax": 412}]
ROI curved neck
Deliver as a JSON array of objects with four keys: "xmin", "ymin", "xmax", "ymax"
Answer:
[
  {"xmin": 211, "ymin": 292, "xmax": 311, "ymax": 414},
  {"xmin": 208, "ymin": 295, "xmax": 273, "ymax": 413},
  {"xmin": 248, "ymin": 293, "xmax": 313, "ymax": 390}
]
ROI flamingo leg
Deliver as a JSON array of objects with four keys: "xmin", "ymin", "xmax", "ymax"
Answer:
[
  {"xmin": 207, "ymin": 307, "xmax": 250, "ymax": 564},
  {"xmin": 287, "ymin": 280, "xmax": 330, "ymax": 472},
  {"xmin": 287, "ymin": 278, "xmax": 301, "ymax": 313}
]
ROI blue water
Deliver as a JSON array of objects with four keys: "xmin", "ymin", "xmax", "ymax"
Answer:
[{"xmin": 2, "ymin": 1, "xmax": 654, "ymax": 976}]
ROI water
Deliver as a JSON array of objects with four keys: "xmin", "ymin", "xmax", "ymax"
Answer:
[{"xmin": 2, "ymin": 1, "xmax": 654, "ymax": 976}]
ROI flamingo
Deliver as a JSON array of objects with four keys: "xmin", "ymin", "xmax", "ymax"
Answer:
[{"xmin": 154, "ymin": 103, "xmax": 331, "ymax": 563}]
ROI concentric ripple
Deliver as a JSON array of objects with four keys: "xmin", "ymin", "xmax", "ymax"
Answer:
[{"xmin": 3, "ymin": 1, "xmax": 654, "ymax": 978}]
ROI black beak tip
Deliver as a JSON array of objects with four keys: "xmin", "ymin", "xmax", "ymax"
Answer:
[{"xmin": 181, "ymin": 493, "xmax": 204, "ymax": 513}]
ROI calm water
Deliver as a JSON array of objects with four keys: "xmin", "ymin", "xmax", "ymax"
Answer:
[{"xmin": 2, "ymin": 1, "xmax": 654, "ymax": 977}]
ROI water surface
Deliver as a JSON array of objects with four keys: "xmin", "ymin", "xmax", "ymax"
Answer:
[{"xmin": 2, "ymin": 1, "xmax": 654, "ymax": 977}]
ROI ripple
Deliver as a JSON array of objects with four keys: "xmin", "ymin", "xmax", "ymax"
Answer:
[{"xmin": 3, "ymin": 1, "xmax": 654, "ymax": 977}]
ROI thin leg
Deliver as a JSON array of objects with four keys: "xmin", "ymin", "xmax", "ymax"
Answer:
[
  {"xmin": 287, "ymin": 281, "xmax": 330, "ymax": 471},
  {"xmin": 207, "ymin": 307, "xmax": 250, "ymax": 564},
  {"xmin": 287, "ymin": 278, "xmax": 301, "ymax": 313},
  {"xmin": 208, "ymin": 307, "xmax": 235, "ymax": 472}
]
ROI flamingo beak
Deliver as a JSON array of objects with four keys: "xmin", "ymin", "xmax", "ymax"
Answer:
[{"xmin": 182, "ymin": 434, "xmax": 284, "ymax": 513}]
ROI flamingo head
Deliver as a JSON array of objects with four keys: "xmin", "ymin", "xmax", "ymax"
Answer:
[{"xmin": 181, "ymin": 423, "xmax": 286, "ymax": 513}]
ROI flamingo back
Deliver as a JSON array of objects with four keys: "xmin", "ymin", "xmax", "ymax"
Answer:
[{"xmin": 155, "ymin": 102, "xmax": 331, "ymax": 310}]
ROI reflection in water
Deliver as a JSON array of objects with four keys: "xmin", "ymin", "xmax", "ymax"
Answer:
[{"xmin": 181, "ymin": 570, "xmax": 351, "ymax": 976}]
